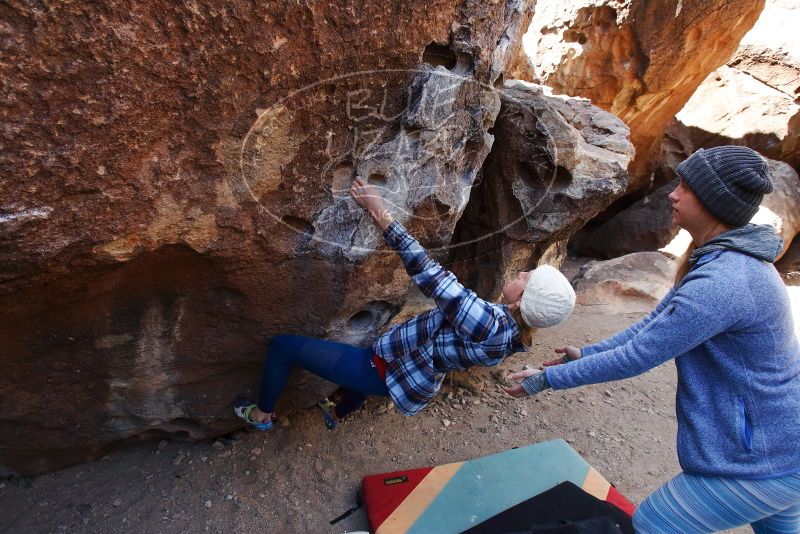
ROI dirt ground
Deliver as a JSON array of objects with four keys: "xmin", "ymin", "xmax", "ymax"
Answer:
[{"xmin": 4, "ymin": 265, "xmax": 794, "ymax": 533}]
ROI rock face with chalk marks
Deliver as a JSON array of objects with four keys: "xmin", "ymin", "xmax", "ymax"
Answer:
[
  {"xmin": 0, "ymin": 0, "xmax": 536, "ymax": 475},
  {"xmin": 449, "ymin": 82, "xmax": 634, "ymax": 299}
]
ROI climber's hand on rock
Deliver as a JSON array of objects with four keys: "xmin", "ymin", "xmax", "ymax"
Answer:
[{"xmin": 350, "ymin": 176, "xmax": 393, "ymax": 230}]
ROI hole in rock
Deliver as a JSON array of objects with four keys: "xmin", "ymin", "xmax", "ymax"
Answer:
[
  {"xmin": 494, "ymin": 73, "xmax": 505, "ymax": 89},
  {"xmin": 368, "ymin": 173, "xmax": 387, "ymax": 187},
  {"xmin": 453, "ymin": 50, "xmax": 474, "ymax": 73},
  {"xmin": 347, "ymin": 310, "xmax": 375, "ymax": 331},
  {"xmin": 345, "ymin": 300, "xmax": 397, "ymax": 334},
  {"xmin": 564, "ymin": 30, "xmax": 587, "ymax": 45},
  {"xmin": 422, "ymin": 43, "xmax": 458, "ymax": 70},
  {"xmin": 546, "ymin": 165, "xmax": 573, "ymax": 193}
]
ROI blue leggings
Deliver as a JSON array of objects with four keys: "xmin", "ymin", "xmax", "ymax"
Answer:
[
  {"xmin": 633, "ymin": 471, "xmax": 800, "ymax": 533},
  {"xmin": 258, "ymin": 335, "xmax": 389, "ymax": 417}
]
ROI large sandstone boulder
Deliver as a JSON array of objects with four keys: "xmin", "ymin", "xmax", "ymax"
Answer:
[
  {"xmin": 676, "ymin": 66, "xmax": 799, "ymax": 168},
  {"xmin": 511, "ymin": 0, "xmax": 765, "ymax": 191},
  {"xmin": 729, "ymin": 0, "xmax": 800, "ymax": 100},
  {"xmin": 573, "ymin": 179, "xmax": 680, "ymax": 259},
  {"xmin": 573, "ymin": 252, "xmax": 678, "ymax": 313},
  {"xmin": 675, "ymin": 0, "xmax": 800, "ymax": 170},
  {"xmin": 576, "ymin": 159, "xmax": 800, "ymax": 260},
  {"xmin": 656, "ymin": 119, "xmax": 697, "ymax": 189},
  {"xmin": 776, "ymin": 237, "xmax": 800, "ymax": 280},
  {"xmin": 0, "ymin": 0, "xmax": 533, "ymax": 475},
  {"xmin": 449, "ymin": 81, "xmax": 634, "ymax": 298},
  {"xmin": 751, "ymin": 161, "xmax": 800, "ymax": 258}
]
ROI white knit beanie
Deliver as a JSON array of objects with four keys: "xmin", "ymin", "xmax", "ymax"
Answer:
[{"xmin": 519, "ymin": 265, "xmax": 576, "ymax": 328}]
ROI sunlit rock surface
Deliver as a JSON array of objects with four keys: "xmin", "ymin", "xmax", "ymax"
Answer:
[
  {"xmin": 511, "ymin": 0, "xmax": 765, "ymax": 192},
  {"xmin": 572, "ymin": 252, "xmax": 677, "ymax": 313},
  {"xmin": 677, "ymin": 66, "xmax": 799, "ymax": 169}
]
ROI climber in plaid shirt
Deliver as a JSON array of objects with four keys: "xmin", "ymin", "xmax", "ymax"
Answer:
[
  {"xmin": 233, "ymin": 177, "xmax": 576, "ymax": 430},
  {"xmin": 374, "ymin": 218, "xmax": 527, "ymax": 415}
]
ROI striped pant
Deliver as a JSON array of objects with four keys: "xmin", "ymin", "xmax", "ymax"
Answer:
[{"xmin": 633, "ymin": 471, "xmax": 800, "ymax": 533}]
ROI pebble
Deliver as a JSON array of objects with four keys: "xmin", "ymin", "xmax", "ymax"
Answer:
[
  {"xmin": 589, "ymin": 431, "xmax": 597, "ymax": 438},
  {"xmin": 520, "ymin": 410, "xmax": 528, "ymax": 416},
  {"xmin": 204, "ymin": 500, "xmax": 212, "ymax": 508},
  {"xmin": 251, "ymin": 447, "xmax": 262, "ymax": 456},
  {"xmin": 442, "ymin": 419, "xmax": 452, "ymax": 427},
  {"xmin": 278, "ymin": 416, "xmax": 291, "ymax": 427},
  {"xmin": 604, "ymin": 390, "xmax": 613, "ymax": 397},
  {"xmin": 472, "ymin": 399, "xmax": 480, "ymax": 405},
  {"xmin": 212, "ymin": 441, "xmax": 225, "ymax": 451},
  {"xmin": 112, "ymin": 499, "xmax": 122, "ymax": 507}
]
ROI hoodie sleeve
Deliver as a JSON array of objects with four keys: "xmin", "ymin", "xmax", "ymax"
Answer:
[
  {"xmin": 545, "ymin": 257, "xmax": 744, "ymax": 389},
  {"xmin": 580, "ymin": 288, "xmax": 676, "ymax": 358}
]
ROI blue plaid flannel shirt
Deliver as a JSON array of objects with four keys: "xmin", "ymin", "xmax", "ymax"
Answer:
[{"xmin": 373, "ymin": 221, "xmax": 526, "ymax": 416}]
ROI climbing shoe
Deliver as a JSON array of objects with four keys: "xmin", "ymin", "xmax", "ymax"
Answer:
[
  {"xmin": 318, "ymin": 397, "xmax": 338, "ymax": 430},
  {"xmin": 233, "ymin": 397, "xmax": 273, "ymax": 431}
]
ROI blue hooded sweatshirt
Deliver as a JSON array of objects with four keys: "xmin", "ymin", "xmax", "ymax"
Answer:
[{"xmin": 546, "ymin": 224, "xmax": 800, "ymax": 479}]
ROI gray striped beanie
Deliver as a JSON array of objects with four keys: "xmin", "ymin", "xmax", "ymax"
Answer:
[{"xmin": 676, "ymin": 146, "xmax": 772, "ymax": 227}]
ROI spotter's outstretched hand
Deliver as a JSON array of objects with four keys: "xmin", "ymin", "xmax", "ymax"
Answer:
[{"xmin": 502, "ymin": 367, "xmax": 539, "ymax": 398}]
